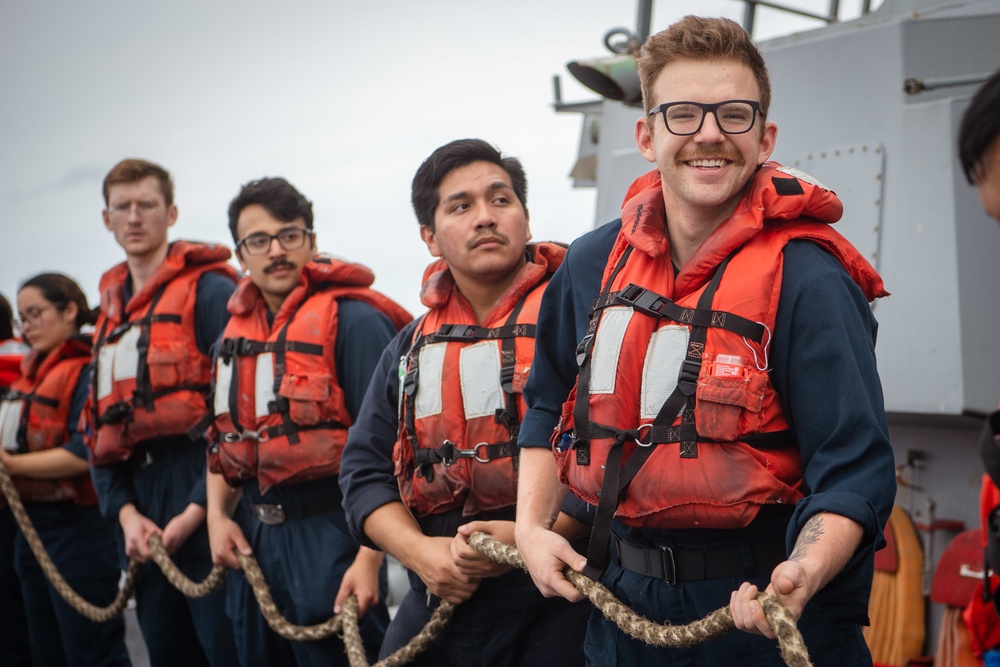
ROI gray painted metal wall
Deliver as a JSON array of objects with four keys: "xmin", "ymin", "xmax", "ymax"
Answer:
[{"xmin": 764, "ymin": 1, "xmax": 1000, "ymax": 416}]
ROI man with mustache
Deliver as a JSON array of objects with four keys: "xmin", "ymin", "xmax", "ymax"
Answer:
[
  {"xmin": 86, "ymin": 158, "xmax": 239, "ymax": 666},
  {"xmin": 514, "ymin": 16, "xmax": 895, "ymax": 666},
  {"xmin": 339, "ymin": 139, "xmax": 591, "ymax": 665},
  {"xmin": 205, "ymin": 177, "xmax": 410, "ymax": 667}
]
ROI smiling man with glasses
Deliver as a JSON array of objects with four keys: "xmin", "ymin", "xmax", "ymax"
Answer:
[
  {"xmin": 84, "ymin": 158, "xmax": 240, "ymax": 667},
  {"xmin": 515, "ymin": 16, "xmax": 895, "ymax": 667},
  {"xmin": 205, "ymin": 177, "xmax": 410, "ymax": 667}
]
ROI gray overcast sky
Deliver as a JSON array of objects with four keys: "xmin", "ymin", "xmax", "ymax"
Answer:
[{"xmin": 0, "ymin": 0, "xmax": 866, "ymax": 315}]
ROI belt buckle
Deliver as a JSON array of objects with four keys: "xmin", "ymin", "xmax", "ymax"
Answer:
[
  {"xmin": 660, "ymin": 546, "xmax": 677, "ymax": 585},
  {"xmin": 254, "ymin": 503, "xmax": 286, "ymax": 525}
]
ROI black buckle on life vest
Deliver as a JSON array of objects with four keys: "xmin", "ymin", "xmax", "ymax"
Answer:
[
  {"xmin": 435, "ymin": 324, "xmax": 475, "ymax": 340},
  {"xmin": 403, "ymin": 366, "xmax": 419, "ymax": 398},
  {"xmin": 616, "ymin": 284, "xmax": 669, "ymax": 317},
  {"xmin": 677, "ymin": 360, "xmax": 701, "ymax": 396},
  {"xmin": 575, "ymin": 334, "xmax": 593, "ymax": 367},
  {"xmin": 100, "ymin": 400, "xmax": 134, "ymax": 425},
  {"xmin": 218, "ymin": 337, "xmax": 238, "ymax": 359},
  {"xmin": 499, "ymin": 364, "xmax": 516, "ymax": 394}
]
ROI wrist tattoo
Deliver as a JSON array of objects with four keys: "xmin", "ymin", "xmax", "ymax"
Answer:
[{"xmin": 789, "ymin": 515, "xmax": 824, "ymax": 561}]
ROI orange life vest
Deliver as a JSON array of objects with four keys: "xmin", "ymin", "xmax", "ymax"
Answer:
[
  {"xmin": 394, "ymin": 242, "xmax": 565, "ymax": 518},
  {"xmin": 554, "ymin": 164, "xmax": 887, "ymax": 541},
  {"xmin": 209, "ymin": 256, "xmax": 411, "ymax": 495},
  {"xmin": 0, "ymin": 336, "xmax": 97, "ymax": 504},
  {"xmin": 0, "ymin": 338, "xmax": 29, "ymax": 391},
  {"xmin": 85, "ymin": 241, "xmax": 238, "ymax": 465}
]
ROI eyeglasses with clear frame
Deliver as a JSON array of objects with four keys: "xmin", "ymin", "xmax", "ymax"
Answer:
[
  {"xmin": 648, "ymin": 100, "xmax": 763, "ymax": 136},
  {"xmin": 15, "ymin": 303, "xmax": 60, "ymax": 331},
  {"xmin": 236, "ymin": 227, "xmax": 314, "ymax": 256},
  {"xmin": 106, "ymin": 201, "xmax": 162, "ymax": 218}
]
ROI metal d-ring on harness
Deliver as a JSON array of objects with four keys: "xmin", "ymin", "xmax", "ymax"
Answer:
[
  {"xmin": 221, "ymin": 427, "xmax": 270, "ymax": 444},
  {"xmin": 570, "ymin": 248, "xmax": 780, "ymax": 580},
  {"xmin": 403, "ymin": 296, "xmax": 533, "ymax": 483},
  {"xmin": 91, "ymin": 287, "xmax": 209, "ymax": 433}
]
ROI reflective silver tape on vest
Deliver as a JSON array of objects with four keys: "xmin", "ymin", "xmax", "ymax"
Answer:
[
  {"xmin": 459, "ymin": 341, "xmax": 504, "ymax": 421},
  {"xmin": 414, "ymin": 342, "xmax": 446, "ymax": 419},
  {"xmin": 213, "ymin": 356, "xmax": 233, "ymax": 418},
  {"xmin": 589, "ymin": 306, "xmax": 634, "ymax": 395},
  {"xmin": 96, "ymin": 327, "xmax": 140, "ymax": 400},
  {"xmin": 254, "ymin": 353, "xmax": 275, "ymax": 419},
  {"xmin": 0, "ymin": 399, "xmax": 23, "ymax": 451},
  {"xmin": 640, "ymin": 325, "xmax": 689, "ymax": 420}
]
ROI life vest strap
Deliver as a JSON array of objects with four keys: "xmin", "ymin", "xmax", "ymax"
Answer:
[
  {"xmin": 427, "ymin": 322, "xmax": 536, "ymax": 343},
  {"xmin": 413, "ymin": 439, "xmax": 517, "ymax": 483},
  {"xmin": 104, "ymin": 313, "xmax": 182, "ymax": 344},
  {"xmin": 4, "ymin": 389, "xmax": 59, "ymax": 409},
  {"xmin": 218, "ymin": 336, "xmax": 325, "ymax": 359},
  {"xmin": 187, "ymin": 412, "xmax": 215, "ymax": 442},
  {"xmin": 611, "ymin": 283, "xmax": 766, "ymax": 343},
  {"xmin": 265, "ymin": 420, "xmax": 347, "ymax": 441},
  {"xmin": 97, "ymin": 383, "xmax": 210, "ymax": 425},
  {"xmin": 587, "ymin": 422, "xmax": 795, "ymax": 449}
]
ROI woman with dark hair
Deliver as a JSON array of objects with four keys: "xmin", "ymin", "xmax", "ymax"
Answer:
[{"xmin": 0, "ymin": 273, "xmax": 130, "ymax": 667}]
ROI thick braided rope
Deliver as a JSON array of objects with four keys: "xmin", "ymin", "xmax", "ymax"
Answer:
[
  {"xmin": 148, "ymin": 533, "xmax": 227, "ymax": 597},
  {"xmin": 236, "ymin": 549, "xmax": 341, "ymax": 641},
  {"xmin": 237, "ymin": 547, "xmax": 456, "ymax": 665},
  {"xmin": 467, "ymin": 532, "xmax": 814, "ymax": 667},
  {"xmin": 337, "ymin": 595, "xmax": 456, "ymax": 667},
  {"xmin": 0, "ymin": 459, "xmax": 139, "ymax": 622}
]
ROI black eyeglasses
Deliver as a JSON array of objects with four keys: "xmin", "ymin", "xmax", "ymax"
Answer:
[
  {"xmin": 648, "ymin": 100, "xmax": 763, "ymax": 136},
  {"xmin": 236, "ymin": 227, "xmax": 314, "ymax": 256}
]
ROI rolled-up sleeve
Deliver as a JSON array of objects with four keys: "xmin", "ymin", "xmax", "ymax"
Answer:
[{"xmin": 772, "ymin": 241, "xmax": 895, "ymax": 618}]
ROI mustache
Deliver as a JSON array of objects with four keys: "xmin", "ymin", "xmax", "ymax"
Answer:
[
  {"xmin": 263, "ymin": 260, "xmax": 297, "ymax": 274},
  {"xmin": 676, "ymin": 147, "xmax": 745, "ymax": 165},
  {"xmin": 466, "ymin": 231, "xmax": 509, "ymax": 250}
]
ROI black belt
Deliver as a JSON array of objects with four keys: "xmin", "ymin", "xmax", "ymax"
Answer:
[
  {"xmin": 129, "ymin": 436, "xmax": 204, "ymax": 470},
  {"xmin": 244, "ymin": 493, "xmax": 341, "ymax": 526},
  {"xmin": 614, "ymin": 536, "xmax": 786, "ymax": 585}
]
